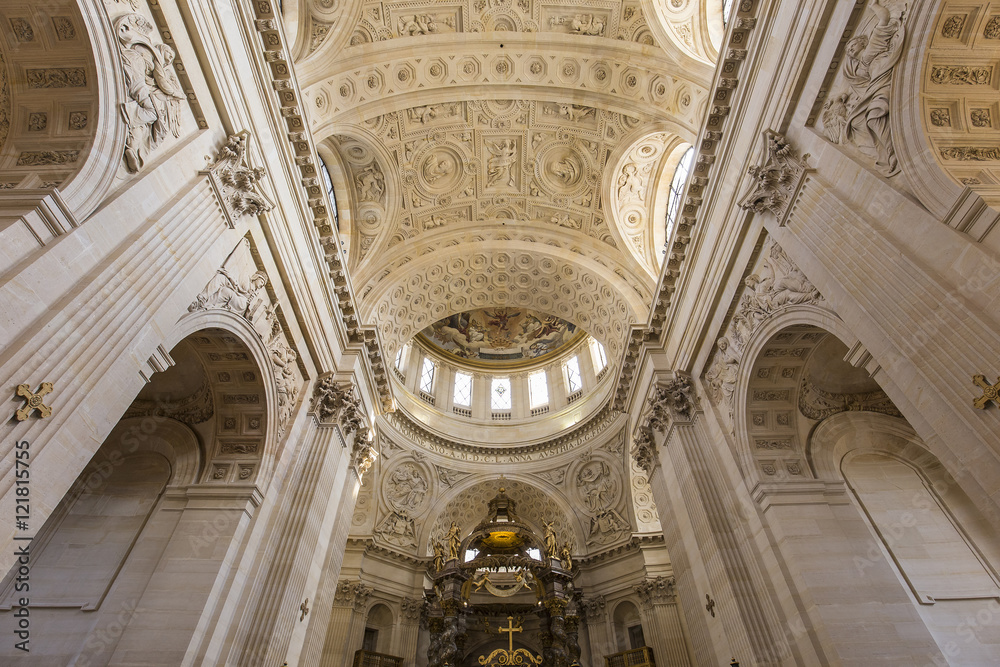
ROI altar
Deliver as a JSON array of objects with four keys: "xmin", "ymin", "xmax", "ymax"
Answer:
[{"xmin": 424, "ymin": 486, "xmax": 582, "ymax": 667}]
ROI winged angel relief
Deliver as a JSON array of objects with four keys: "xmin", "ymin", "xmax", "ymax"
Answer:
[
  {"xmin": 116, "ymin": 13, "xmax": 186, "ymax": 173},
  {"xmin": 821, "ymin": 0, "xmax": 906, "ymax": 176}
]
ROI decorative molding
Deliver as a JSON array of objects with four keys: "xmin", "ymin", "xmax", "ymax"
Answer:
[
  {"xmin": 614, "ymin": 0, "xmax": 762, "ymax": 409},
  {"xmin": 630, "ymin": 427, "xmax": 656, "ymax": 475},
  {"xmin": 798, "ymin": 379, "xmax": 903, "ymax": 420},
  {"xmin": 705, "ymin": 238, "xmax": 824, "ymax": 421},
  {"xmin": 250, "ymin": 4, "xmax": 393, "ymax": 412}
]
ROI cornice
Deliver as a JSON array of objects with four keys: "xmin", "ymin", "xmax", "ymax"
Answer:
[{"xmin": 246, "ymin": 2, "xmax": 393, "ymax": 411}]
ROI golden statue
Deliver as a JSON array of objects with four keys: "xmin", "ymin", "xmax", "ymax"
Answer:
[{"xmin": 446, "ymin": 521, "xmax": 462, "ymax": 561}]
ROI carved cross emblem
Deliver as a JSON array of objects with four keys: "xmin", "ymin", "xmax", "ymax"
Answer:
[
  {"xmin": 16, "ymin": 383, "xmax": 53, "ymax": 421},
  {"xmin": 299, "ymin": 598, "xmax": 310, "ymax": 622},
  {"xmin": 705, "ymin": 593, "xmax": 716, "ymax": 617},
  {"xmin": 973, "ymin": 374, "xmax": 1000, "ymax": 409}
]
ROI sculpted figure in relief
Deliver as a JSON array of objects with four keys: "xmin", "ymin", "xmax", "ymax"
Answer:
[
  {"xmin": 356, "ymin": 164, "xmax": 385, "ymax": 202},
  {"xmin": 271, "ymin": 343, "xmax": 299, "ymax": 431},
  {"xmin": 188, "ymin": 240, "xmax": 268, "ymax": 321},
  {"xmin": 116, "ymin": 13, "xmax": 185, "ymax": 173},
  {"xmin": 487, "ymin": 139, "xmax": 518, "ymax": 188},
  {"xmin": 387, "ymin": 463, "xmax": 428, "ymax": 511},
  {"xmin": 821, "ymin": 0, "xmax": 905, "ymax": 176}
]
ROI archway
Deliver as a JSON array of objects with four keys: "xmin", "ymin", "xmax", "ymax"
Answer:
[{"xmin": 0, "ymin": 327, "xmax": 271, "ymax": 663}]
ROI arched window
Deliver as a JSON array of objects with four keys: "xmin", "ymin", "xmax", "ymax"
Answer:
[
  {"xmin": 665, "ymin": 146, "xmax": 694, "ymax": 248},
  {"xmin": 319, "ymin": 158, "xmax": 341, "ymax": 232},
  {"xmin": 723, "ymin": 0, "xmax": 735, "ymax": 25}
]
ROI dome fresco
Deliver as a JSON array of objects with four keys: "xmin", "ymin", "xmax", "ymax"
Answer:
[{"xmin": 417, "ymin": 308, "xmax": 584, "ymax": 364}]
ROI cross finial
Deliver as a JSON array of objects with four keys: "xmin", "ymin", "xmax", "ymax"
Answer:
[
  {"xmin": 705, "ymin": 593, "xmax": 716, "ymax": 617},
  {"xmin": 15, "ymin": 382, "xmax": 53, "ymax": 421},
  {"xmin": 973, "ymin": 374, "xmax": 1000, "ymax": 409},
  {"xmin": 299, "ymin": 598, "xmax": 310, "ymax": 621},
  {"xmin": 499, "ymin": 615, "xmax": 522, "ymax": 652},
  {"xmin": 498, "ymin": 473, "xmax": 507, "ymax": 493}
]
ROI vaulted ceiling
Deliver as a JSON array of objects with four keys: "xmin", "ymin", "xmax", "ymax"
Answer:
[{"xmin": 291, "ymin": 0, "xmax": 719, "ymax": 363}]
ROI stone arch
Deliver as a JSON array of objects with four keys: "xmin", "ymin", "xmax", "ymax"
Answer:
[
  {"xmin": 161, "ymin": 316, "xmax": 278, "ymax": 483},
  {"xmin": 730, "ymin": 305, "xmax": 858, "ymax": 483},
  {"xmin": 891, "ymin": 0, "xmax": 1000, "ymax": 226},
  {"xmin": 605, "ymin": 126, "xmax": 691, "ymax": 275},
  {"xmin": 0, "ymin": 0, "xmax": 121, "ymax": 217},
  {"xmin": 422, "ymin": 476, "xmax": 584, "ymax": 558},
  {"xmin": 168, "ymin": 309, "xmax": 281, "ymax": 482},
  {"xmin": 807, "ymin": 411, "xmax": 1000, "ymax": 658},
  {"xmin": 316, "ymin": 137, "xmax": 354, "ymax": 256},
  {"xmin": 610, "ymin": 598, "xmax": 643, "ymax": 652},
  {"xmin": 322, "ymin": 126, "xmax": 401, "ymax": 270},
  {"xmin": 361, "ymin": 240, "xmax": 647, "ymax": 363},
  {"xmin": 363, "ymin": 602, "xmax": 395, "ymax": 653}
]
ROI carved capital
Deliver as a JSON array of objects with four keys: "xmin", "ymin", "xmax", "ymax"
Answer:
[
  {"xmin": 739, "ymin": 131, "xmax": 810, "ymax": 221},
  {"xmin": 630, "ymin": 428, "xmax": 657, "ymax": 475},
  {"xmin": 203, "ymin": 131, "xmax": 274, "ymax": 227},
  {"xmin": 580, "ymin": 594, "xmax": 606, "ymax": 620},
  {"xmin": 334, "ymin": 580, "xmax": 373, "ymax": 612},
  {"xmin": 634, "ymin": 575, "xmax": 676, "ymax": 607},
  {"xmin": 401, "ymin": 596, "xmax": 424, "ymax": 621},
  {"xmin": 311, "ymin": 376, "xmax": 365, "ymax": 434},
  {"xmin": 646, "ymin": 373, "xmax": 698, "ymax": 431}
]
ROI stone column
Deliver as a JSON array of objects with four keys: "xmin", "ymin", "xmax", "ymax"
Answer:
[
  {"xmin": 635, "ymin": 374, "xmax": 784, "ymax": 665},
  {"xmin": 565, "ymin": 613, "xmax": 582, "ymax": 666},
  {"xmin": 581, "ymin": 594, "xmax": 611, "ymax": 662},
  {"xmin": 230, "ymin": 378, "xmax": 369, "ymax": 666},
  {"xmin": 396, "ymin": 597, "xmax": 423, "ymax": 667},
  {"xmin": 634, "ymin": 577, "xmax": 692, "ymax": 666},
  {"xmin": 544, "ymin": 598, "xmax": 570, "ymax": 667},
  {"xmin": 320, "ymin": 580, "xmax": 373, "ymax": 667}
]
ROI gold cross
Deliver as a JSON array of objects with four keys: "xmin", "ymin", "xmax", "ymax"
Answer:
[
  {"xmin": 499, "ymin": 616, "xmax": 521, "ymax": 652},
  {"xmin": 16, "ymin": 383, "xmax": 53, "ymax": 421},
  {"xmin": 300, "ymin": 598, "xmax": 310, "ymax": 621},
  {"xmin": 973, "ymin": 374, "xmax": 1000, "ymax": 410}
]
